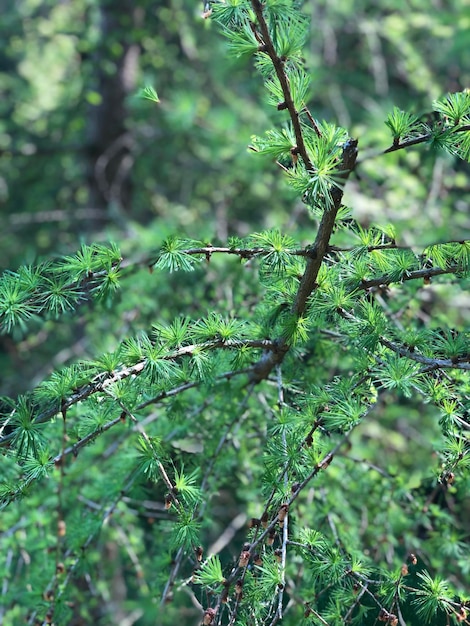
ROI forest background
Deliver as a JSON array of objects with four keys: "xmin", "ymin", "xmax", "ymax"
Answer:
[{"xmin": 0, "ymin": 0, "xmax": 469, "ymax": 625}]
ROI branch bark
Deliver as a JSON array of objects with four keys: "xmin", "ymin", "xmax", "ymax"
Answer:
[{"xmin": 250, "ymin": 139, "xmax": 358, "ymax": 382}]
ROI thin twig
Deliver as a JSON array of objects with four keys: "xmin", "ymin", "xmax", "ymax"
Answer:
[
  {"xmin": 0, "ymin": 342, "xmax": 273, "ymax": 449},
  {"xmin": 355, "ymin": 123, "xmax": 470, "ymax": 166},
  {"xmin": 250, "ymin": 0, "xmax": 313, "ymax": 171},
  {"xmin": 380, "ymin": 336, "xmax": 470, "ymax": 370},
  {"xmin": 161, "ymin": 383, "xmax": 256, "ymax": 607},
  {"xmin": 273, "ymin": 367, "xmax": 288, "ymax": 624},
  {"xmin": 359, "ymin": 264, "xmax": 463, "ymax": 290}
]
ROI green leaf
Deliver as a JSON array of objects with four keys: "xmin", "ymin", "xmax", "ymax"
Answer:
[
  {"xmin": 192, "ymin": 555, "xmax": 226, "ymax": 587},
  {"xmin": 432, "ymin": 91, "xmax": 470, "ymax": 125},
  {"xmin": 10, "ymin": 396, "xmax": 48, "ymax": 460},
  {"xmin": 0, "ymin": 272, "xmax": 38, "ymax": 334},
  {"xmin": 192, "ymin": 312, "xmax": 246, "ymax": 342},
  {"xmin": 223, "ymin": 21, "xmax": 260, "ymax": 58},
  {"xmin": 211, "ymin": 0, "xmax": 251, "ymax": 28},
  {"xmin": 22, "ymin": 448, "xmax": 53, "ymax": 482},
  {"xmin": 153, "ymin": 317, "xmax": 191, "ymax": 348},
  {"xmin": 385, "ymin": 107, "xmax": 421, "ymax": 142},
  {"xmin": 140, "ymin": 85, "xmax": 160, "ymax": 103},
  {"xmin": 171, "ymin": 510, "xmax": 201, "ymax": 551},
  {"xmin": 251, "ymin": 125, "xmax": 297, "ymax": 161},
  {"xmin": 154, "ymin": 237, "xmax": 196, "ymax": 273},
  {"xmin": 173, "ymin": 466, "xmax": 202, "ymax": 506},
  {"xmin": 134, "ymin": 436, "xmax": 164, "ymax": 482},
  {"xmin": 411, "ymin": 570, "xmax": 454, "ymax": 623},
  {"xmin": 374, "ymin": 354, "xmax": 421, "ymax": 398}
]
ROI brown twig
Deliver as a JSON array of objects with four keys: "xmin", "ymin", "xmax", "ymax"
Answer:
[
  {"xmin": 250, "ymin": 138, "xmax": 358, "ymax": 383},
  {"xmin": 250, "ymin": 0, "xmax": 313, "ymax": 171},
  {"xmin": 356, "ymin": 123, "xmax": 470, "ymax": 166},
  {"xmin": 379, "ymin": 336, "xmax": 470, "ymax": 370},
  {"xmin": 0, "ymin": 340, "xmax": 274, "ymax": 449}
]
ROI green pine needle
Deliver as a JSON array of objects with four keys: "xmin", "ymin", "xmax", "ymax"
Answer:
[{"xmin": 140, "ymin": 85, "xmax": 160, "ymax": 103}]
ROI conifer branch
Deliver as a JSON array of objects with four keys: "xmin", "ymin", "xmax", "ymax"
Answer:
[
  {"xmin": 145, "ymin": 245, "xmax": 312, "ymax": 269},
  {"xmin": 292, "ymin": 139, "xmax": 358, "ymax": 316},
  {"xmin": 355, "ymin": 123, "xmax": 470, "ymax": 166},
  {"xmin": 274, "ymin": 367, "xmax": 288, "ymax": 625},
  {"xmin": 0, "ymin": 340, "xmax": 273, "ymax": 449},
  {"xmin": 382, "ymin": 124, "xmax": 470, "ymax": 154},
  {"xmin": 53, "ymin": 414, "xmax": 124, "ymax": 464},
  {"xmin": 359, "ymin": 264, "xmax": 464, "ymax": 289},
  {"xmin": 161, "ymin": 384, "xmax": 256, "ymax": 608},
  {"xmin": 3, "ymin": 3, "xmax": 470, "ymax": 623},
  {"xmin": 250, "ymin": 0, "xmax": 314, "ymax": 170},
  {"xmin": 380, "ymin": 337, "xmax": 470, "ymax": 370},
  {"xmin": 250, "ymin": 138, "xmax": 358, "ymax": 382},
  {"xmin": 27, "ymin": 469, "xmax": 140, "ymax": 626},
  {"xmin": 222, "ymin": 430, "xmax": 354, "ymax": 611},
  {"xmin": 119, "ymin": 400, "xmax": 180, "ymax": 504}
]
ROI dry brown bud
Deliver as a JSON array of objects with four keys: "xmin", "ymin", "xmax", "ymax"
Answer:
[
  {"xmin": 278, "ymin": 504, "xmax": 289, "ymax": 523},
  {"xmin": 253, "ymin": 553, "xmax": 263, "ymax": 567},
  {"xmin": 221, "ymin": 585, "xmax": 229, "ymax": 604},
  {"xmin": 261, "ymin": 512, "xmax": 269, "ymax": 528},
  {"xmin": 194, "ymin": 546, "xmax": 203, "ymax": 562},
  {"xmin": 248, "ymin": 517, "xmax": 261, "ymax": 528},
  {"xmin": 290, "ymin": 146, "xmax": 299, "ymax": 165},
  {"xmin": 56, "ymin": 562, "xmax": 65, "ymax": 575},
  {"xmin": 274, "ymin": 548, "xmax": 282, "ymax": 563},
  {"xmin": 238, "ymin": 551, "xmax": 250, "ymax": 567},
  {"xmin": 164, "ymin": 494, "xmax": 173, "ymax": 510},
  {"xmin": 401, "ymin": 563, "xmax": 409, "ymax": 576},
  {"xmin": 235, "ymin": 579, "xmax": 243, "ymax": 596},
  {"xmin": 57, "ymin": 520, "xmax": 66, "ymax": 537},
  {"xmin": 203, "ymin": 608, "xmax": 216, "ymax": 625},
  {"xmin": 266, "ymin": 528, "xmax": 276, "ymax": 546},
  {"xmin": 457, "ymin": 607, "xmax": 467, "ymax": 622},
  {"xmin": 378, "ymin": 608, "xmax": 389, "ymax": 621},
  {"xmin": 43, "ymin": 589, "xmax": 54, "ymax": 602},
  {"xmin": 408, "ymin": 553, "xmax": 417, "ymax": 565}
]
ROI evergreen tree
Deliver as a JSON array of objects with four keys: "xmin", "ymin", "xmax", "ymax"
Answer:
[{"xmin": 1, "ymin": 1, "xmax": 469, "ymax": 625}]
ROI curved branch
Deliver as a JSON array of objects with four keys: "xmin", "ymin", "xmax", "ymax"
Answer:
[
  {"xmin": 250, "ymin": 0, "xmax": 314, "ymax": 170},
  {"xmin": 357, "ymin": 123, "xmax": 470, "ymax": 166},
  {"xmin": 383, "ymin": 124, "xmax": 470, "ymax": 154},
  {"xmin": 0, "ymin": 340, "xmax": 275, "ymax": 449},
  {"xmin": 250, "ymin": 139, "xmax": 358, "ymax": 382},
  {"xmin": 380, "ymin": 337, "xmax": 470, "ymax": 371},
  {"xmin": 359, "ymin": 265, "xmax": 464, "ymax": 289}
]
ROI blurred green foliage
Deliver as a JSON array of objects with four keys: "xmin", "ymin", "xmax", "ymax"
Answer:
[{"xmin": 0, "ymin": 1, "xmax": 469, "ymax": 625}]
